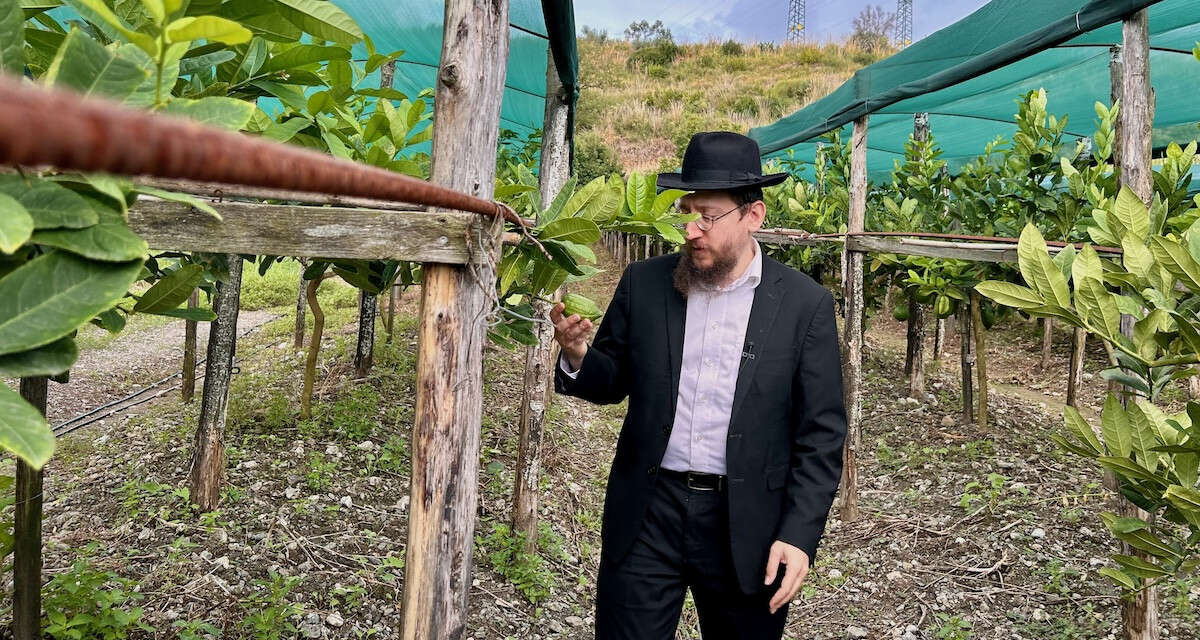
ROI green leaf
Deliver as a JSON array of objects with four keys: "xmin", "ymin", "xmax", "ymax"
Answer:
[
  {"xmin": 0, "ymin": 251, "xmax": 143, "ymax": 355},
  {"xmin": 1115, "ymin": 527, "xmax": 1180, "ymax": 559},
  {"xmin": 1098, "ymin": 566, "xmax": 1139, "ymax": 591},
  {"xmin": 273, "ymin": 0, "xmax": 362, "ymax": 45},
  {"xmin": 1122, "ymin": 235, "xmax": 1155, "ymax": 281},
  {"xmin": 496, "ymin": 250, "xmax": 529, "ymax": 299},
  {"xmin": 44, "ymin": 28, "xmax": 149, "ymax": 101},
  {"xmin": 539, "ymin": 217, "xmax": 601, "ymax": 245},
  {"xmin": 974, "ymin": 281, "xmax": 1043, "ymax": 310},
  {"xmin": 1127, "ymin": 401, "xmax": 1162, "ymax": 472},
  {"xmin": 0, "ymin": 194, "xmax": 34, "ymax": 254},
  {"xmin": 1150, "ymin": 236, "xmax": 1200, "ymax": 292},
  {"xmin": 1072, "ymin": 244, "xmax": 1103, "ymax": 284},
  {"xmin": 1097, "ymin": 456, "xmax": 1159, "ymax": 484},
  {"xmin": 0, "ymin": 177, "xmax": 101, "ymax": 229},
  {"xmin": 540, "ymin": 176, "xmax": 578, "ymax": 224},
  {"xmin": 1075, "ymin": 276, "xmax": 1121, "ymax": 341},
  {"xmin": 152, "ymin": 306, "xmax": 215, "ymax": 321},
  {"xmin": 260, "ymin": 43, "xmax": 349, "ymax": 73},
  {"xmin": 1113, "ymin": 186, "xmax": 1150, "ymax": 241},
  {"xmin": 652, "ymin": 188, "xmax": 687, "ymax": 216},
  {"xmin": 140, "ymin": 0, "xmax": 164, "ymax": 22},
  {"xmin": 653, "ymin": 222, "xmax": 685, "ymax": 245},
  {"xmin": 625, "ymin": 173, "xmax": 649, "ymax": 217},
  {"xmin": 132, "ymin": 187, "xmax": 221, "ymax": 220},
  {"xmin": 0, "ymin": 0, "xmax": 24, "ymax": 74},
  {"xmin": 161, "ymin": 97, "xmax": 255, "ymax": 130},
  {"xmin": 1017, "ymin": 223, "xmax": 1071, "ymax": 308},
  {"xmin": 560, "ymin": 176, "xmax": 606, "ymax": 220},
  {"xmin": 32, "ymin": 217, "xmax": 147, "ymax": 263},
  {"xmin": 134, "ymin": 264, "xmax": 203, "ymax": 312},
  {"xmin": 0, "ymin": 336, "xmax": 77, "ymax": 378},
  {"xmin": 1164, "ymin": 485, "xmax": 1200, "ymax": 526},
  {"xmin": 0, "ymin": 382, "xmax": 54, "ymax": 469},
  {"xmin": 165, "ymin": 15, "xmax": 250, "ymax": 44},
  {"xmin": 1064, "ymin": 406, "xmax": 1103, "ymax": 455},
  {"xmin": 61, "ymin": 0, "xmax": 156, "ymax": 55},
  {"xmin": 1113, "ymin": 554, "xmax": 1171, "ymax": 579}
]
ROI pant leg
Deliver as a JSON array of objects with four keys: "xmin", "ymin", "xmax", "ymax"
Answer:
[
  {"xmin": 683, "ymin": 488, "xmax": 788, "ymax": 640},
  {"xmin": 595, "ymin": 477, "xmax": 689, "ymax": 640}
]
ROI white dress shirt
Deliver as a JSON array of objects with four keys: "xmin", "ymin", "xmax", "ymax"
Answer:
[{"xmin": 561, "ymin": 241, "xmax": 762, "ymax": 476}]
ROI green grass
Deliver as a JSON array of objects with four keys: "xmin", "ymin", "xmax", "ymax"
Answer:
[{"xmin": 240, "ymin": 260, "xmax": 303, "ymax": 311}]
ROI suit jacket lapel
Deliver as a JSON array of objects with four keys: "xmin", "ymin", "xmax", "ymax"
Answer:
[
  {"xmin": 665, "ymin": 274, "xmax": 686, "ymax": 409},
  {"xmin": 728, "ymin": 262, "xmax": 784, "ymax": 432}
]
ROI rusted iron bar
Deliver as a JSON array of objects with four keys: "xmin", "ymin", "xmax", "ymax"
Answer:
[{"xmin": 0, "ymin": 76, "xmax": 523, "ymax": 227}]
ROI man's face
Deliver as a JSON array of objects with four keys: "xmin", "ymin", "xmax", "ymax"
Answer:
[{"xmin": 678, "ymin": 190, "xmax": 762, "ymax": 272}]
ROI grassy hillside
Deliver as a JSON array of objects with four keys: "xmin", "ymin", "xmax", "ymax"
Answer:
[{"xmin": 575, "ymin": 36, "xmax": 891, "ymax": 178}]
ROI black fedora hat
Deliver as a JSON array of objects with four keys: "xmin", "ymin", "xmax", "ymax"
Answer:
[{"xmin": 657, "ymin": 131, "xmax": 788, "ymax": 191}]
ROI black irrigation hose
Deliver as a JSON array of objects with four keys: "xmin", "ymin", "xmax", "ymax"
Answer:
[{"xmin": 51, "ymin": 313, "xmax": 285, "ymax": 437}]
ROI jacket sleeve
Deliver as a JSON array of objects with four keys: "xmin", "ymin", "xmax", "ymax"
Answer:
[
  {"xmin": 553, "ymin": 264, "xmax": 633, "ymax": 405},
  {"xmin": 775, "ymin": 289, "xmax": 847, "ymax": 562}
]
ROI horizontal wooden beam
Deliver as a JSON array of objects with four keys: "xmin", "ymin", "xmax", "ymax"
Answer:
[
  {"xmin": 756, "ymin": 229, "xmax": 1122, "ymax": 264},
  {"xmin": 754, "ymin": 229, "xmax": 832, "ymax": 247},
  {"xmin": 129, "ymin": 198, "xmax": 484, "ymax": 263}
]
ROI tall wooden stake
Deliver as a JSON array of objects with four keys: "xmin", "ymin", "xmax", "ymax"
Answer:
[
  {"xmin": 1040, "ymin": 318, "xmax": 1054, "ymax": 370},
  {"xmin": 402, "ymin": 0, "xmax": 508, "ymax": 636},
  {"xmin": 354, "ymin": 291, "xmax": 377, "ymax": 378},
  {"xmin": 188, "ymin": 255, "xmax": 242, "ymax": 511},
  {"xmin": 387, "ymin": 284, "xmax": 398, "ymax": 344},
  {"xmin": 1117, "ymin": 10, "xmax": 1159, "ymax": 639},
  {"xmin": 970, "ymin": 291, "xmax": 988, "ymax": 430},
  {"xmin": 840, "ymin": 115, "xmax": 867, "ymax": 523},
  {"xmin": 932, "ymin": 316, "xmax": 946, "ymax": 366},
  {"xmin": 959, "ymin": 306, "xmax": 974, "ymax": 424},
  {"xmin": 294, "ymin": 258, "xmax": 308, "ymax": 350},
  {"xmin": 513, "ymin": 49, "xmax": 570, "ymax": 554},
  {"xmin": 905, "ymin": 113, "xmax": 929, "ymax": 399},
  {"xmin": 13, "ymin": 376, "xmax": 47, "ymax": 640},
  {"xmin": 182, "ymin": 288, "xmax": 199, "ymax": 402}
]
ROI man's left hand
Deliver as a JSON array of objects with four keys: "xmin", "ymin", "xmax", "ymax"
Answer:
[{"xmin": 763, "ymin": 540, "xmax": 809, "ymax": 614}]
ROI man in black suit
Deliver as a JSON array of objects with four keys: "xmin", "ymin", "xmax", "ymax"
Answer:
[{"xmin": 550, "ymin": 132, "xmax": 847, "ymax": 640}]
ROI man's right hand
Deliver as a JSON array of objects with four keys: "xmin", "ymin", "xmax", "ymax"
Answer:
[{"xmin": 550, "ymin": 302, "xmax": 592, "ymax": 371}]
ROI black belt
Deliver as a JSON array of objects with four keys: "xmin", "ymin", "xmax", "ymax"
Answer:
[{"xmin": 660, "ymin": 468, "xmax": 727, "ymax": 492}]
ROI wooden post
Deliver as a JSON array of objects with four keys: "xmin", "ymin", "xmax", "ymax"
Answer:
[
  {"xmin": 354, "ymin": 290, "xmax": 377, "ymax": 378},
  {"xmin": 182, "ymin": 288, "xmax": 199, "ymax": 403},
  {"xmin": 959, "ymin": 305, "xmax": 974, "ymax": 424},
  {"xmin": 294, "ymin": 258, "xmax": 308, "ymax": 350},
  {"xmin": 840, "ymin": 115, "xmax": 867, "ymax": 523},
  {"xmin": 1067, "ymin": 327, "xmax": 1087, "ymax": 407},
  {"xmin": 1040, "ymin": 318, "xmax": 1054, "ymax": 370},
  {"xmin": 905, "ymin": 113, "xmax": 929, "ymax": 399},
  {"xmin": 1117, "ymin": 10, "xmax": 1160, "ymax": 639},
  {"xmin": 512, "ymin": 49, "xmax": 570, "ymax": 554},
  {"xmin": 12, "ymin": 376, "xmax": 47, "ymax": 640},
  {"xmin": 387, "ymin": 284, "xmax": 398, "ymax": 344},
  {"xmin": 188, "ymin": 255, "xmax": 242, "ymax": 511},
  {"xmin": 970, "ymin": 290, "xmax": 988, "ymax": 430},
  {"xmin": 402, "ymin": 0, "xmax": 508, "ymax": 636},
  {"xmin": 932, "ymin": 316, "xmax": 946, "ymax": 365}
]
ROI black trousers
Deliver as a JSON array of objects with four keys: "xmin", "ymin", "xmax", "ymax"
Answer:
[{"xmin": 595, "ymin": 472, "xmax": 789, "ymax": 640}]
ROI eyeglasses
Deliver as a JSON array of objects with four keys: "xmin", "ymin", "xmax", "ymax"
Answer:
[{"xmin": 674, "ymin": 203, "xmax": 744, "ymax": 232}]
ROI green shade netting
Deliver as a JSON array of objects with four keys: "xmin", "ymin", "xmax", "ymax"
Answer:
[
  {"xmin": 748, "ymin": 0, "xmax": 1200, "ymax": 181},
  {"xmin": 333, "ymin": 0, "xmax": 578, "ymax": 141}
]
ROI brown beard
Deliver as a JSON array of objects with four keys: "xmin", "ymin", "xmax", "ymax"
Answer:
[{"xmin": 673, "ymin": 243, "xmax": 740, "ymax": 297}]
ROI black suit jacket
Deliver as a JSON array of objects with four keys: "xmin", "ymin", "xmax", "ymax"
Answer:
[{"xmin": 555, "ymin": 252, "xmax": 847, "ymax": 595}]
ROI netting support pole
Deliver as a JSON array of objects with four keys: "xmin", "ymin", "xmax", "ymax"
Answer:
[
  {"xmin": 1117, "ymin": 9, "xmax": 1160, "ymax": 640},
  {"xmin": 13, "ymin": 376, "xmax": 47, "ymax": 640},
  {"xmin": 513, "ymin": 48, "xmax": 571, "ymax": 555},
  {"xmin": 1067, "ymin": 328, "xmax": 1086, "ymax": 408},
  {"xmin": 354, "ymin": 290, "xmax": 376, "ymax": 378},
  {"xmin": 905, "ymin": 113, "xmax": 929, "ymax": 399},
  {"xmin": 294, "ymin": 258, "xmax": 308, "ymax": 350},
  {"xmin": 401, "ymin": 0, "xmax": 509, "ymax": 637},
  {"xmin": 840, "ymin": 115, "xmax": 867, "ymax": 524}
]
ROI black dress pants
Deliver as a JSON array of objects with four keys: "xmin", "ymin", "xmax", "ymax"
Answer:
[{"xmin": 595, "ymin": 471, "xmax": 789, "ymax": 640}]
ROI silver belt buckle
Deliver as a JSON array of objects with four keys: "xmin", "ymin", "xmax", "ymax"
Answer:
[{"xmin": 687, "ymin": 472, "xmax": 716, "ymax": 491}]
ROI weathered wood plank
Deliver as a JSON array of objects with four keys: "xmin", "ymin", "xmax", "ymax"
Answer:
[
  {"xmin": 128, "ymin": 199, "xmax": 479, "ymax": 264},
  {"xmin": 13, "ymin": 377, "xmax": 47, "ymax": 640},
  {"xmin": 840, "ymin": 115, "xmax": 867, "ymax": 524},
  {"xmin": 402, "ymin": 0, "xmax": 509, "ymax": 637}
]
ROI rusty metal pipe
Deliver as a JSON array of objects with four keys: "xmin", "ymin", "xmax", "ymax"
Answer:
[{"xmin": 0, "ymin": 75, "xmax": 523, "ymax": 226}]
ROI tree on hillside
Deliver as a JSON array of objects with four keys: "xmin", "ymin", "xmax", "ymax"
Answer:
[
  {"xmin": 851, "ymin": 5, "xmax": 896, "ymax": 53},
  {"xmin": 625, "ymin": 19, "xmax": 673, "ymax": 48}
]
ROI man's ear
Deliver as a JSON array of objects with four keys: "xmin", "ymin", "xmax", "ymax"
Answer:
[{"xmin": 746, "ymin": 200, "xmax": 767, "ymax": 232}]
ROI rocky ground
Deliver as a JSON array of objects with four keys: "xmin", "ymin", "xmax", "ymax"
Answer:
[{"xmin": 2, "ymin": 252, "xmax": 1198, "ymax": 640}]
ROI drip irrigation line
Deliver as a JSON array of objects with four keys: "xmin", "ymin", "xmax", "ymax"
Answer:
[{"xmin": 51, "ymin": 313, "xmax": 284, "ymax": 437}]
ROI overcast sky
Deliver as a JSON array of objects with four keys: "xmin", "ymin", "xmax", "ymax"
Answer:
[{"xmin": 576, "ymin": 0, "xmax": 991, "ymax": 44}]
